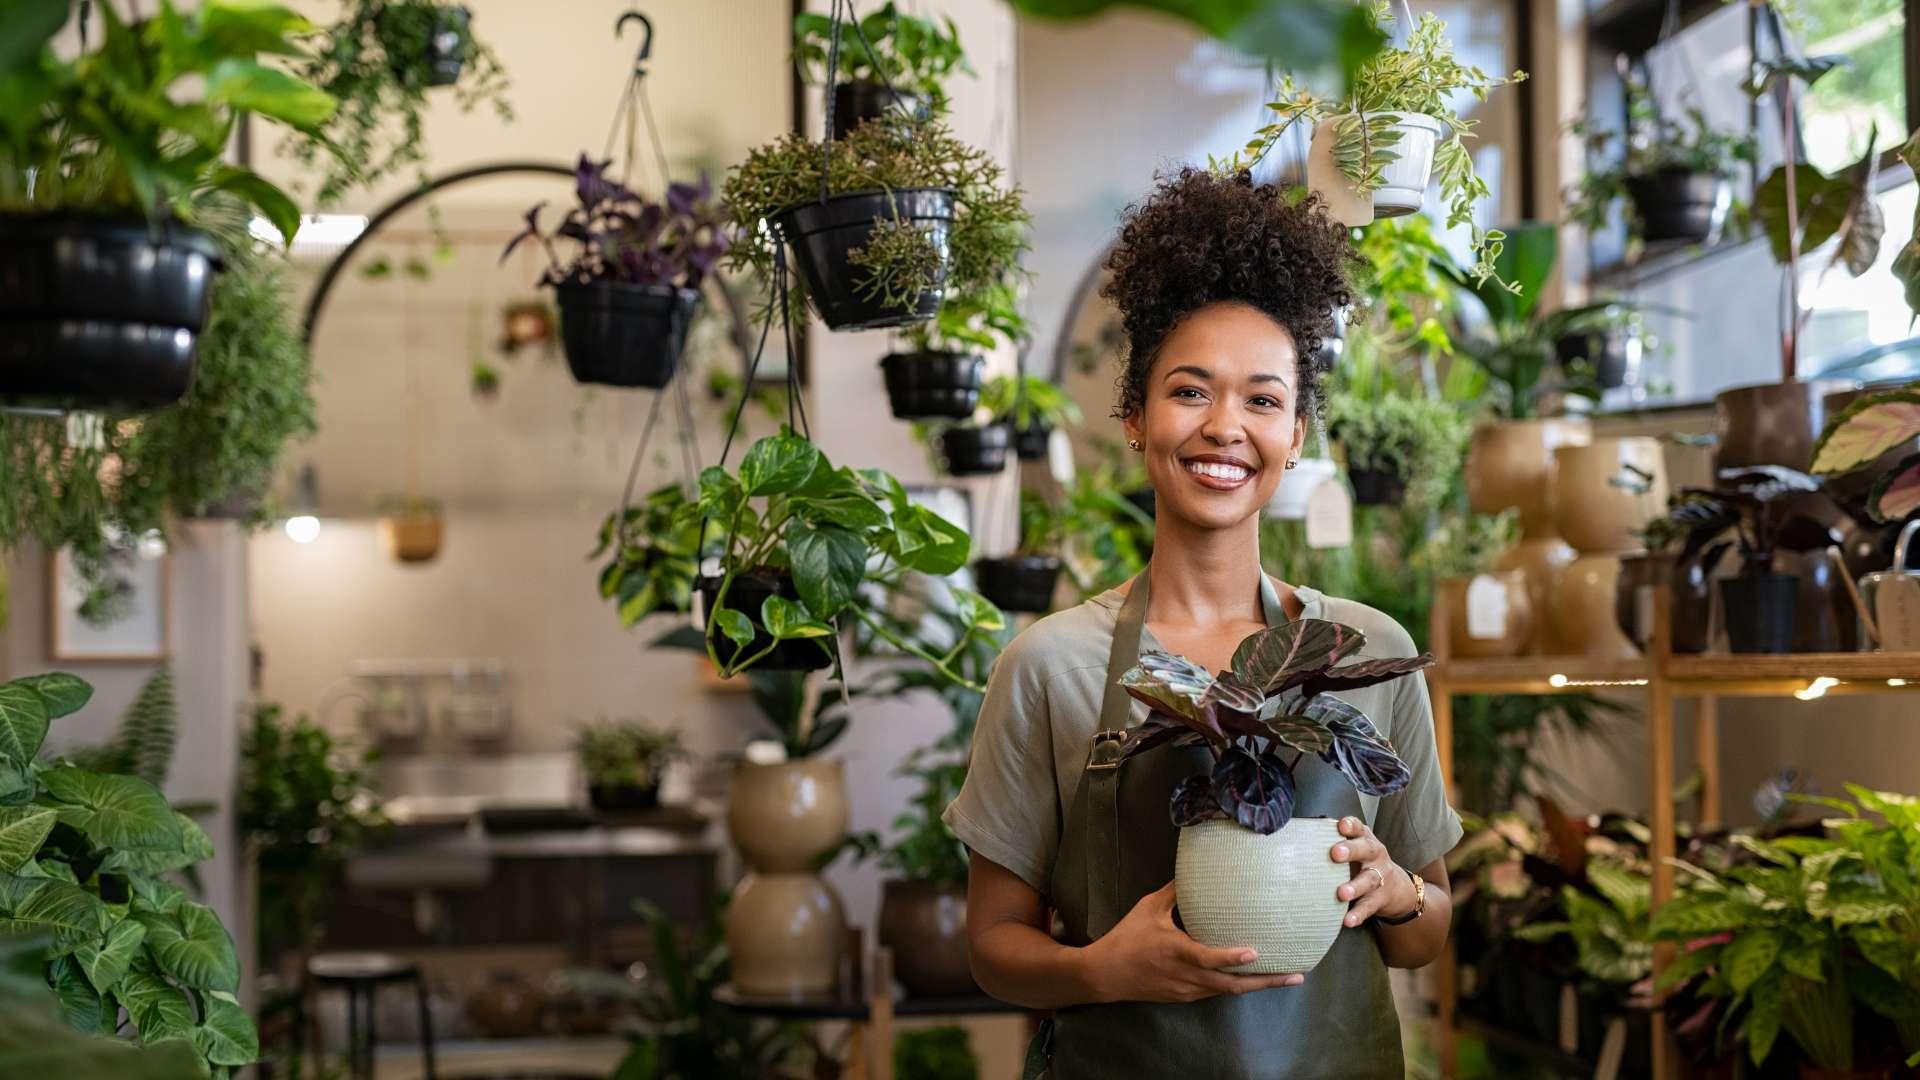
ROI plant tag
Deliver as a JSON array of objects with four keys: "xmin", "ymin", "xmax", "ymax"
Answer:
[
  {"xmin": 1465, "ymin": 575, "xmax": 1508, "ymax": 640},
  {"xmin": 1303, "ymin": 479, "xmax": 1353, "ymax": 549},
  {"xmin": 1306, "ymin": 118, "xmax": 1374, "ymax": 227},
  {"xmin": 1557, "ymin": 982, "xmax": 1579, "ymax": 1054},
  {"xmin": 65, "ymin": 412, "xmax": 104, "ymax": 451},
  {"xmin": 1877, "ymin": 574, "xmax": 1920, "ymax": 651}
]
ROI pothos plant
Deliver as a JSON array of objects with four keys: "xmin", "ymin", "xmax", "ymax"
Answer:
[
  {"xmin": 793, "ymin": 1, "xmax": 972, "ymax": 106},
  {"xmin": 593, "ymin": 481, "xmax": 703, "ymax": 627},
  {"xmin": 1223, "ymin": 1, "xmax": 1525, "ymax": 288},
  {"xmin": 0, "ymin": 672, "xmax": 256, "ymax": 1075},
  {"xmin": 1116, "ymin": 619, "xmax": 1429, "ymax": 833}
]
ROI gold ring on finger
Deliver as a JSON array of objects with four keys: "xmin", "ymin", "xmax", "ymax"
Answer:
[{"xmin": 1364, "ymin": 866, "xmax": 1385, "ymax": 891}]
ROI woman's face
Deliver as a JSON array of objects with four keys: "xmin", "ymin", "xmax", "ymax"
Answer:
[{"xmin": 1122, "ymin": 301, "xmax": 1307, "ymax": 533}]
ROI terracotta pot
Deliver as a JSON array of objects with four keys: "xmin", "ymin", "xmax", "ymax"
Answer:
[
  {"xmin": 383, "ymin": 513, "xmax": 444, "ymax": 564},
  {"xmin": 727, "ymin": 758, "xmax": 849, "ymax": 873},
  {"xmin": 1466, "ymin": 417, "xmax": 1593, "ymax": 538},
  {"xmin": 727, "ymin": 872, "xmax": 845, "ymax": 997},
  {"xmin": 1551, "ymin": 438, "xmax": 1669, "ymax": 553},
  {"xmin": 1552, "ymin": 553, "xmax": 1638, "ymax": 658},
  {"xmin": 1439, "ymin": 573, "xmax": 1533, "ymax": 658},
  {"xmin": 1495, "ymin": 536, "xmax": 1579, "ymax": 654},
  {"xmin": 1615, "ymin": 551, "xmax": 1713, "ymax": 654},
  {"xmin": 877, "ymin": 880, "xmax": 976, "ymax": 998},
  {"xmin": 1713, "ymin": 378, "xmax": 1860, "ymax": 472}
]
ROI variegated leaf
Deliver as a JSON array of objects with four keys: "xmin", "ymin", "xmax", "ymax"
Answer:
[
  {"xmin": 1120, "ymin": 653, "xmax": 1224, "ymax": 742},
  {"xmin": 1230, "ymin": 619, "xmax": 1366, "ymax": 694},
  {"xmin": 1294, "ymin": 654, "xmax": 1434, "ymax": 699},
  {"xmin": 1811, "ymin": 387, "xmax": 1920, "ymax": 474},
  {"xmin": 1869, "ymin": 452, "xmax": 1920, "ymax": 522}
]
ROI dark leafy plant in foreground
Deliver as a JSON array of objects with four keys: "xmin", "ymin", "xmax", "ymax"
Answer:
[
  {"xmin": 1118, "ymin": 621, "xmax": 1430, "ymax": 833},
  {"xmin": 505, "ymin": 156, "xmax": 731, "ymax": 290}
]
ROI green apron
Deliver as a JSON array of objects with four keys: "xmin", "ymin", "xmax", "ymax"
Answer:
[{"xmin": 1025, "ymin": 571, "xmax": 1404, "ymax": 1080}]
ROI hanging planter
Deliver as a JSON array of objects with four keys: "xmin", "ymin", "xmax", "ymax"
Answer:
[
  {"xmin": 1622, "ymin": 169, "xmax": 1731, "ymax": 245},
  {"xmin": 698, "ymin": 573, "xmax": 834, "ymax": 672},
  {"xmin": 1564, "ymin": 81, "xmax": 1752, "ymax": 250},
  {"xmin": 419, "ymin": 4, "xmax": 473, "ymax": 87},
  {"xmin": 973, "ymin": 554, "xmax": 1061, "ymax": 614},
  {"xmin": 1346, "ymin": 465, "xmax": 1407, "ymax": 506},
  {"xmin": 769, "ymin": 187, "xmax": 956, "ymax": 330},
  {"xmin": 1554, "ymin": 311, "xmax": 1643, "ymax": 391},
  {"xmin": 880, "ymin": 350, "xmax": 984, "ymax": 420},
  {"xmin": 981, "ymin": 373, "xmax": 1078, "ymax": 462},
  {"xmin": 1307, "ymin": 112, "xmax": 1444, "ymax": 221},
  {"xmin": 380, "ymin": 497, "xmax": 445, "ymax": 564},
  {"xmin": 554, "ymin": 281, "xmax": 701, "ymax": 389},
  {"xmin": 1011, "ymin": 423, "xmax": 1051, "ymax": 460},
  {"xmin": 937, "ymin": 423, "xmax": 1011, "ymax": 476},
  {"xmin": 794, "ymin": 4, "xmax": 966, "ymax": 140},
  {"xmin": 831, "ymin": 81, "xmax": 929, "ymax": 139}
]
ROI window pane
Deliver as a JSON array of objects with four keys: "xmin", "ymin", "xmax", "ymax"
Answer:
[{"xmin": 1796, "ymin": 0, "xmax": 1906, "ymax": 174}]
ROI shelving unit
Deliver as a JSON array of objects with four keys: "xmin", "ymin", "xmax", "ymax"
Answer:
[{"xmin": 1424, "ymin": 584, "xmax": 1920, "ymax": 1079}]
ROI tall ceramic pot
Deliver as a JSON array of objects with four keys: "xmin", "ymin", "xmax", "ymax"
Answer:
[
  {"xmin": 1551, "ymin": 438, "xmax": 1669, "ymax": 554},
  {"xmin": 1466, "ymin": 417, "xmax": 1593, "ymax": 538},
  {"xmin": 1714, "ymin": 379, "xmax": 1859, "ymax": 472},
  {"xmin": 1173, "ymin": 818, "xmax": 1348, "ymax": 975},
  {"xmin": 1494, "ymin": 537, "xmax": 1579, "ymax": 654},
  {"xmin": 877, "ymin": 880, "xmax": 976, "ymax": 998},
  {"xmin": 1439, "ymin": 573, "xmax": 1534, "ymax": 658},
  {"xmin": 1615, "ymin": 551, "xmax": 1713, "ymax": 654},
  {"xmin": 1553, "ymin": 554, "xmax": 1639, "ymax": 659},
  {"xmin": 727, "ymin": 758, "xmax": 850, "ymax": 997}
]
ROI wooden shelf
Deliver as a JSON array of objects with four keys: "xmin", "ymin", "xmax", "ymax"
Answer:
[
  {"xmin": 1428, "ymin": 655, "xmax": 1650, "ymax": 693},
  {"xmin": 1665, "ymin": 652, "xmax": 1920, "ymax": 695}
]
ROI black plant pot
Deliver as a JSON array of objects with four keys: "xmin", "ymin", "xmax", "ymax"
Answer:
[
  {"xmin": 1720, "ymin": 574, "xmax": 1800, "ymax": 654},
  {"xmin": 1347, "ymin": 465, "xmax": 1407, "ymax": 506},
  {"xmin": 879, "ymin": 350, "xmax": 983, "ymax": 420},
  {"xmin": 1624, "ymin": 168, "xmax": 1730, "ymax": 245},
  {"xmin": 831, "ymin": 80, "xmax": 929, "ymax": 140},
  {"xmin": 937, "ymin": 423, "xmax": 1011, "ymax": 476},
  {"xmin": 698, "ymin": 573, "xmax": 834, "ymax": 672},
  {"xmin": 589, "ymin": 783, "xmax": 661, "ymax": 814},
  {"xmin": 554, "ymin": 281, "xmax": 700, "ymax": 389},
  {"xmin": 1556, "ymin": 323, "xmax": 1640, "ymax": 390},
  {"xmin": 771, "ymin": 188, "xmax": 955, "ymax": 331},
  {"xmin": 974, "ymin": 555, "xmax": 1062, "ymax": 614},
  {"xmin": 423, "ymin": 5, "xmax": 471, "ymax": 86},
  {"xmin": 1012, "ymin": 422, "xmax": 1052, "ymax": 461},
  {"xmin": 0, "ymin": 214, "xmax": 220, "ymax": 411}
]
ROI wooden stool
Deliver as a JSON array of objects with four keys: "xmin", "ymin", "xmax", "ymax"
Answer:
[{"xmin": 306, "ymin": 952, "xmax": 437, "ymax": 1080}]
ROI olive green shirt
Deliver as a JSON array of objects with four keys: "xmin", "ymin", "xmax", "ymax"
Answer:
[{"xmin": 943, "ymin": 584, "xmax": 1463, "ymax": 897}]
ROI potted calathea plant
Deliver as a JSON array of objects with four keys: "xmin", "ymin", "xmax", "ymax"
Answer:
[
  {"xmin": 983, "ymin": 371, "xmax": 1082, "ymax": 460},
  {"xmin": 504, "ymin": 157, "xmax": 731, "ymax": 388},
  {"xmin": 576, "ymin": 719, "xmax": 683, "ymax": 812},
  {"xmin": 1679, "ymin": 466, "xmax": 1840, "ymax": 654},
  {"xmin": 1117, "ymin": 619, "xmax": 1429, "ymax": 973},
  {"xmin": 880, "ymin": 279, "xmax": 1026, "ymax": 421},
  {"xmin": 794, "ymin": 1, "xmax": 970, "ymax": 138},
  {"xmin": 0, "ymin": 671, "xmax": 258, "ymax": 1072},
  {"xmin": 0, "ymin": 0, "xmax": 336, "ymax": 410},
  {"xmin": 973, "ymin": 488, "xmax": 1065, "ymax": 614},
  {"xmin": 1564, "ymin": 83, "xmax": 1755, "ymax": 246},
  {"xmin": 722, "ymin": 112, "xmax": 1028, "ymax": 331}
]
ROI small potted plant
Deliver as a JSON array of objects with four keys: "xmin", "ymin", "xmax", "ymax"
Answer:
[
  {"xmin": 1117, "ymin": 619, "xmax": 1429, "ymax": 973},
  {"xmin": 504, "ymin": 158, "xmax": 731, "ymax": 389},
  {"xmin": 860, "ymin": 753, "xmax": 978, "ymax": 997},
  {"xmin": 722, "ymin": 113, "xmax": 1029, "ymax": 331},
  {"xmin": 973, "ymin": 490, "xmax": 1064, "ymax": 614},
  {"xmin": 576, "ymin": 719, "xmax": 684, "ymax": 812},
  {"xmin": 981, "ymin": 372, "xmax": 1082, "ymax": 461},
  {"xmin": 935, "ymin": 421, "xmax": 1013, "ymax": 476},
  {"xmin": 1616, "ymin": 494, "xmax": 1723, "ymax": 655},
  {"xmin": 1327, "ymin": 387, "xmax": 1469, "ymax": 507},
  {"xmin": 794, "ymin": 1, "xmax": 971, "ymax": 138},
  {"xmin": 1565, "ymin": 83, "xmax": 1754, "ymax": 247},
  {"xmin": 592, "ymin": 482, "xmax": 702, "ymax": 627},
  {"xmin": 1678, "ymin": 467, "xmax": 1838, "ymax": 654},
  {"xmin": 378, "ymin": 493, "xmax": 446, "ymax": 564},
  {"xmin": 880, "ymin": 280, "xmax": 1026, "ymax": 420}
]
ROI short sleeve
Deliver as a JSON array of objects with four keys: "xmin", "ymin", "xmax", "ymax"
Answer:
[
  {"xmin": 942, "ymin": 635, "xmax": 1059, "ymax": 896},
  {"xmin": 1373, "ymin": 669, "xmax": 1463, "ymax": 875}
]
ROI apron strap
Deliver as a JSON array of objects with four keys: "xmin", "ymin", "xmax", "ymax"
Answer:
[{"xmin": 1086, "ymin": 572, "xmax": 1151, "ymax": 939}]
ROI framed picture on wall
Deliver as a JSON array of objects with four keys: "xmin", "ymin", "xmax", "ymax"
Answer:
[{"xmin": 48, "ymin": 545, "xmax": 170, "ymax": 662}]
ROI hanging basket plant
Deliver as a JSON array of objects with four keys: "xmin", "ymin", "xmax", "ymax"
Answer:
[
  {"xmin": 882, "ymin": 276, "xmax": 1028, "ymax": 420},
  {"xmin": 982, "ymin": 372, "xmax": 1080, "ymax": 461},
  {"xmin": 503, "ymin": 157, "xmax": 731, "ymax": 389},
  {"xmin": 973, "ymin": 490, "xmax": 1066, "ymax": 613},
  {"xmin": 379, "ymin": 494, "xmax": 445, "ymax": 564},
  {"xmin": 935, "ymin": 422, "xmax": 1012, "ymax": 477},
  {"xmin": 722, "ymin": 113, "xmax": 1029, "ymax": 331},
  {"xmin": 794, "ymin": 1, "xmax": 970, "ymax": 139},
  {"xmin": 1564, "ymin": 83, "xmax": 1755, "ymax": 248}
]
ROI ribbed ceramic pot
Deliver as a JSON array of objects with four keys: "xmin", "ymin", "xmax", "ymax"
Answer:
[
  {"xmin": 1552, "ymin": 553, "xmax": 1638, "ymax": 658},
  {"xmin": 727, "ymin": 758, "xmax": 849, "ymax": 873},
  {"xmin": 727, "ymin": 872, "xmax": 846, "ymax": 997},
  {"xmin": 1466, "ymin": 418, "xmax": 1592, "ymax": 539},
  {"xmin": 1174, "ymin": 818, "xmax": 1347, "ymax": 976},
  {"xmin": 877, "ymin": 880, "xmax": 976, "ymax": 998},
  {"xmin": 1494, "ymin": 536, "xmax": 1579, "ymax": 654},
  {"xmin": 1551, "ymin": 438, "xmax": 1669, "ymax": 554},
  {"xmin": 1439, "ymin": 572, "xmax": 1534, "ymax": 658},
  {"xmin": 1713, "ymin": 378, "xmax": 1859, "ymax": 472}
]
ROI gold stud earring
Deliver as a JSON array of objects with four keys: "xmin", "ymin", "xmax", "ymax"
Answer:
[
  {"xmin": 1127, "ymin": 438, "xmax": 1144, "ymax": 452},
  {"xmin": 1285, "ymin": 459, "xmax": 1299, "ymax": 470}
]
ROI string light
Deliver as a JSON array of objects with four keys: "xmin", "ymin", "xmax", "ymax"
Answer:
[{"xmin": 1794, "ymin": 677, "xmax": 1839, "ymax": 701}]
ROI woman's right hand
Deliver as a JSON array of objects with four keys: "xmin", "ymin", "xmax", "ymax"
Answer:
[{"xmin": 1081, "ymin": 881, "xmax": 1306, "ymax": 1004}]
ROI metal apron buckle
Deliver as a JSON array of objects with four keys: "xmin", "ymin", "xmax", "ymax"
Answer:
[{"xmin": 1086, "ymin": 729, "xmax": 1127, "ymax": 771}]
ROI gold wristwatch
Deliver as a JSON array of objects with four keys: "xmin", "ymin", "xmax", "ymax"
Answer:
[{"xmin": 1375, "ymin": 870, "xmax": 1425, "ymax": 926}]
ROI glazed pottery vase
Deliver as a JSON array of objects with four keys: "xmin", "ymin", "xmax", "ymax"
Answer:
[
  {"xmin": 1552, "ymin": 553, "xmax": 1639, "ymax": 658},
  {"xmin": 1174, "ymin": 818, "xmax": 1347, "ymax": 976},
  {"xmin": 1614, "ymin": 551, "xmax": 1713, "ymax": 654},
  {"xmin": 726, "ymin": 873, "xmax": 846, "ymax": 997},
  {"xmin": 1465, "ymin": 417, "xmax": 1592, "ymax": 538},
  {"xmin": 727, "ymin": 758, "xmax": 849, "ymax": 872},
  {"xmin": 1494, "ymin": 536, "xmax": 1579, "ymax": 654},
  {"xmin": 877, "ymin": 880, "xmax": 976, "ymax": 998},
  {"xmin": 1551, "ymin": 438, "xmax": 1669, "ymax": 554},
  {"xmin": 1439, "ymin": 572, "xmax": 1533, "ymax": 658},
  {"xmin": 1713, "ymin": 378, "xmax": 1859, "ymax": 472}
]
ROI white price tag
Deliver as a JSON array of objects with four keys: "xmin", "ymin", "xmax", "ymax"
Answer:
[
  {"xmin": 1303, "ymin": 480, "xmax": 1353, "ymax": 550},
  {"xmin": 1465, "ymin": 574, "xmax": 1509, "ymax": 640},
  {"xmin": 1878, "ymin": 575, "xmax": 1920, "ymax": 651}
]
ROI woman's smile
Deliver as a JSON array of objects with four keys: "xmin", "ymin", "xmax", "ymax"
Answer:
[{"xmin": 1181, "ymin": 453, "xmax": 1258, "ymax": 491}]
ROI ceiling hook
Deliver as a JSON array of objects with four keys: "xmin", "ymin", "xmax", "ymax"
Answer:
[{"xmin": 616, "ymin": 10, "xmax": 654, "ymax": 78}]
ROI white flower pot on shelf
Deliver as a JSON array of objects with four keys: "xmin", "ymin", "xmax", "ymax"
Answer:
[
  {"xmin": 1307, "ymin": 113, "xmax": 1445, "ymax": 225},
  {"xmin": 1174, "ymin": 817, "xmax": 1348, "ymax": 975},
  {"xmin": 1264, "ymin": 457, "xmax": 1338, "ymax": 520}
]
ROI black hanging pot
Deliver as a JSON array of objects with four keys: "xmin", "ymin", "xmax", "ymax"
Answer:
[
  {"xmin": 554, "ymin": 281, "xmax": 700, "ymax": 389},
  {"xmin": 880, "ymin": 350, "xmax": 983, "ymax": 420},
  {"xmin": 1347, "ymin": 465, "xmax": 1407, "ymax": 506},
  {"xmin": 589, "ymin": 783, "xmax": 661, "ymax": 814},
  {"xmin": 1623, "ymin": 168, "xmax": 1730, "ymax": 245},
  {"xmin": 974, "ymin": 555, "xmax": 1062, "ymax": 614},
  {"xmin": 770, "ymin": 188, "xmax": 954, "ymax": 331},
  {"xmin": 1719, "ymin": 574, "xmax": 1799, "ymax": 654},
  {"xmin": 937, "ymin": 423, "xmax": 1011, "ymax": 477},
  {"xmin": 0, "ymin": 213, "xmax": 220, "ymax": 411},
  {"xmin": 423, "ymin": 5, "xmax": 471, "ymax": 86},
  {"xmin": 831, "ymin": 80, "xmax": 929, "ymax": 140},
  {"xmin": 1556, "ymin": 320, "xmax": 1640, "ymax": 390},
  {"xmin": 1012, "ymin": 422, "xmax": 1052, "ymax": 461},
  {"xmin": 698, "ymin": 573, "xmax": 834, "ymax": 672},
  {"xmin": 380, "ymin": 3, "xmax": 470, "ymax": 87}
]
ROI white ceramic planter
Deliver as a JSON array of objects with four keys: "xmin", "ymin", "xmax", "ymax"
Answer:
[
  {"xmin": 1175, "ymin": 817, "xmax": 1349, "ymax": 975},
  {"xmin": 1371, "ymin": 113, "xmax": 1445, "ymax": 218},
  {"xmin": 1264, "ymin": 458, "xmax": 1339, "ymax": 520}
]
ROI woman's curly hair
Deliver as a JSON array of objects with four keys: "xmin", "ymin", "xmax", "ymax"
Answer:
[{"xmin": 1101, "ymin": 168, "xmax": 1360, "ymax": 423}]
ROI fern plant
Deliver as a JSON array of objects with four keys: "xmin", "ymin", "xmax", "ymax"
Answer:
[{"xmin": 63, "ymin": 666, "xmax": 176, "ymax": 790}]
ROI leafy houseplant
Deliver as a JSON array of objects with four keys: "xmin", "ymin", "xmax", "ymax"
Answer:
[
  {"xmin": 1810, "ymin": 380, "xmax": 1920, "ymax": 523},
  {"xmin": 794, "ymin": 2, "xmax": 971, "ymax": 138},
  {"xmin": 0, "ymin": 671, "xmax": 257, "ymax": 1075},
  {"xmin": 1226, "ymin": 2, "xmax": 1524, "ymax": 286},
  {"xmin": 576, "ymin": 720, "xmax": 683, "ymax": 812},
  {"xmin": 894, "ymin": 1026, "xmax": 979, "ymax": 1080},
  {"xmin": 1115, "ymin": 619, "xmax": 1429, "ymax": 973},
  {"xmin": 504, "ymin": 157, "xmax": 731, "ymax": 388},
  {"xmin": 722, "ymin": 113, "xmax": 1028, "ymax": 331},
  {"xmin": 1327, "ymin": 386, "xmax": 1469, "ymax": 508},
  {"xmin": 981, "ymin": 373, "xmax": 1081, "ymax": 460},
  {"xmin": 973, "ymin": 489, "xmax": 1065, "ymax": 614},
  {"xmin": 594, "ymin": 482, "xmax": 702, "ymax": 628},
  {"xmin": 882, "ymin": 280, "xmax": 1028, "ymax": 422},
  {"xmin": 1564, "ymin": 82, "xmax": 1756, "ymax": 245},
  {"xmin": 1677, "ymin": 466, "xmax": 1836, "ymax": 653},
  {"xmin": 0, "ymin": 931, "xmax": 205, "ymax": 1078}
]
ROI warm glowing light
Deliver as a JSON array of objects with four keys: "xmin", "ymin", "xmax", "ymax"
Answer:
[
  {"xmin": 1891, "ymin": 679, "xmax": 1909, "ymax": 687},
  {"xmin": 284, "ymin": 515, "xmax": 321, "ymax": 544},
  {"xmin": 1794, "ymin": 676, "xmax": 1839, "ymax": 701},
  {"xmin": 1548, "ymin": 673, "xmax": 1568, "ymax": 688}
]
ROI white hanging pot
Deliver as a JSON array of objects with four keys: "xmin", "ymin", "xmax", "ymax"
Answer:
[
  {"xmin": 1174, "ymin": 817, "xmax": 1349, "ymax": 975},
  {"xmin": 1264, "ymin": 458, "xmax": 1338, "ymax": 520},
  {"xmin": 1306, "ymin": 112, "xmax": 1446, "ymax": 226}
]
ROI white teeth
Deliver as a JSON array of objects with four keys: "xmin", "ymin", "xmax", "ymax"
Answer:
[{"xmin": 1186, "ymin": 461, "xmax": 1251, "ymax": 482}]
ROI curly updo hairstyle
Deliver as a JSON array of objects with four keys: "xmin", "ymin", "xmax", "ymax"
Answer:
[{"xmin": 1101, "ymin": 168, "xmax": 1360, "ymax": 423}]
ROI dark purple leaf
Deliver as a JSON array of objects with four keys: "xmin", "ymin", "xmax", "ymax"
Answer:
[
  {"xmin": 666, "ymin": 172, "xmax": 713, "ymax": 217},
  {"xmin": 500, "ymin": 201, "xmax": 545, "ymax": 264},
  {"xmin": 1171, "ymin": 774, "xmax": 1227, "ymax": 828},
  {"xmin": 1119, "ymin": 714, "xmax": 1200, "ymax": 762},
  {"xmin": 1293, "ymin": 654, "xmax": 1434, "ymax": 700},
  {"xmin": 1231, "ymin": 619, "xmax": 1368, "ymax": 695},
  {"xmin": 1303, "ymin": 696, "xmax": 1411, "ymax": 796},
  {"xmin": 1120, "ymin": 653, "xmax": 1224, "ymax": 743},
  {"xmin": 1260, "ymin": 713, "xmax": 1334, "ymax": 753},
  {"xmin": 575, "ymin": 153, "xmax": 632, "ymax": 208},
  {"xmin": 1207, "ymin": 670, "xmax": 1267, "ymax": 738},
  {"xmin": 1211, "ymin": 746, "xmax": 1296, "ymax": 835}
]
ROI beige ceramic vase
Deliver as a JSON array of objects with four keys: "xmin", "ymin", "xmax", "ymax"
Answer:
[
  {"xmin": 1552, "ymin": 553, "xmax": 1639, "ymax": 659},
  {"xmin": 1439, "ymin": 573, "xmax": 1534, "ymax": 658},
  {"xmin": 725, "ymin": 758, "xmax": 850, "ymax": 998},
  {"xmin": 1466, "ymin": 418, "xmax": 1593, "ymax": 538},
  {"xmin": 1551, "ymin": 438, "xmax": 1669, "ymax": 554},
  {"xmin": 728, "ymin": 758, "xmax": 850, "ymax": 872},
  {"xmin": 1494, "ymin": 537, "xmax": 1579, "ymax": 654}
]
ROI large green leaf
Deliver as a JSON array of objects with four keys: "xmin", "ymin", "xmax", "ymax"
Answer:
[
  {"xmin": 0, "ymin": 984, "xmax": 204, "ymax": 1075},
  {"xmin": 0, "ymin": 0, "xmax": 66, "ymax": 77},
  {"xmin": 16, "ymin": 881, "xmax": 109, "ymax": 937},
  {"xmin": 118, "ymin": 964, "xmax": 196, "ymax": 1042},
  {"xmin": 894, "ymin": 504, "xmax": 971, "ymax": 575},
  {"xmin": 199, "ymin": 0, "xmax": 316, "ymax": 56},
  {"xmin": 0, "ymin": 685, "xmax": 50, "ymax": 765},
  {"xmin": 785, "ymin": 522, "xmax": 866, "ymax": 620},
  {"xmin": 760, "ymin": 596, "xmax": 833, "ymax": 641},
  {"xmin": 12, "ymin": 674, "xmax": 91, "ymax": 720},
  {"xmin": 1723, "ymin": 929, "xmax": 1781, "ymax": 993},
  {"xmin": 738, "ymin": 433, "xmax": 822, "ymax": 497},
  {"xmin": 1487, "ymin": 221, "xmax": 1557, "ymax": 322},
  {"xmin": 0, "ymin": 806, "xmax": 55, "ymax": 874},
  {"xmin": 1007, "ymin": 0, "xmax": 1384, "ymax": 88},
  {"xmin": 136, "ymin": 901, "xmax": 238, "ymax": 992},
  {"xmin": 47, "ymin": 955, "xmax": 106, "ymax": 1034},
  {"xmin": 1811, "ymin": 388, "xmax": 1920, "ymax": 474},
  {"xmin": 208, "ymin": 164, "xmax": 301, "ymax": 245},
  {"xmin": 1746, "ymin": 970, "xmax": 1786, "ymax": 1066},
  {"xmin": 1230, "ymin": 619, "xmax": 1366, "ymax": 694},
  {"xmin": 1651, "ymin": 895, "xmax": 1752, "ymax": 936},
  {"xmin": 75, "ymin": 917, "xmax": 146, "ymax": 994},
  {"xmin": 39, "ymin": 768, "xmax": 183, "ymax": 851},
  {"xmin": 193, "ymin": 991, "xmax": 259, "ymax": 1066},
  {"xmin": 102, "ymin": 812, "xmax": 213, "ymax": 877},
  {"xmin": 1753, "ymin": 163, "xmax": 1853, "ymax": 265},
  {"xmin": 204, "ymin": 58, "xmax": 335, "ymax": 129}
]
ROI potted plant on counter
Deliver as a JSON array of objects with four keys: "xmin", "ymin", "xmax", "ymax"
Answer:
[
  {"xmin": 881, "ymin": 279, "xmax": 1026, "ymax": 421},
  {"xmin": 794, "ymin": 1, "xmax": 970, "ymax": 138},
  {"xmin": 1677, "ymin": 467, "xmax": 1839, "ymax": 654},
  {"xmin": 846, "ymin": 749, "xmax": 977, "ymax": 998},
  {"xmin": 1564, "ymin": 84, "xmax": 1755, "ymax": 246},
  {"xmin": 982, "ymin": 372, "xmax": 1081, "ymax": 461},
  {"xmin": 504, "ymin": 158, "xmax": 731, "ymax": 388},
  {"xmin": 723, "ymin": 113, "xmax": 1028, "ymax": 331},
  {"xmin": 973, "ymin": 489, "xmax": 1066, "ymax": 614},
  {"xmin": 577, "ymin": 719, "xmax": 684, "ymax": 812},
  {"xmin": 1117, "ymin": 619, "xmax": 1429, "ymax": 973}
]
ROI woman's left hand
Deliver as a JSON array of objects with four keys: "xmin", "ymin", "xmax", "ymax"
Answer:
[{"xmin": 1329, "ymin": 816, "xmax": 1413, "ymax": 928}]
